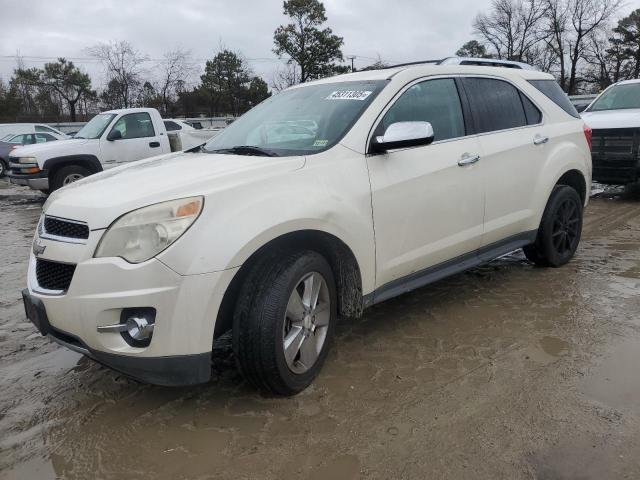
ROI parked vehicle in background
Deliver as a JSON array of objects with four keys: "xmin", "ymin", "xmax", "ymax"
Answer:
[
  {"xmin": 569, "ymin": 94, "xmax": 598, "ymax": 113},
  {"xmin": 0, "ymin": 123, "xmax": 69, "ymax": 140},
  {"xmin": 581, "ymin": 79, "xmax": 640, "ymax": 185},
  {"xmin": 21, "ymin": 64, "xmax": 590, "ymax": 396},
  {"xmin": 8, "ymin": 108, "xmax": 176, "ymax": 192},
  {"xmin": 164, "ymin": 118, "xmax": 219, "ymax": 151},
  {"xmin": 0, "ymin": 133, "xmax": 60, "ymax": 178}
]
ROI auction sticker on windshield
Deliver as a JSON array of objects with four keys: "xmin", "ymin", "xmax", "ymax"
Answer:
[{"xmin": 326, "ymin": 90, "xmax": 373, "ymax": 101}]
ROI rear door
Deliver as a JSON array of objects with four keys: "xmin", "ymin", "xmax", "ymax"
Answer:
[
  {"xmin": 460, "ymin": 76, "xmax": 547, "ymax": 246},
  {"xmin": 366, "ymin": 77, "xmax": 485, "ymax": 289},
  {"xmin": 100, "ymin": 112, "xmax": 164, "ymax": 166}
]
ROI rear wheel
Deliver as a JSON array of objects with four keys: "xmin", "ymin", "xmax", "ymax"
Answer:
[
  {"xmin": 0, "ymin": 158, "xmax": 6, "ymax": 178},
  {"xmin": 232, "ymin": 250, "xmax": 337, "ymax": 396},
  {"xmin": 523, "ymin": 185, "xmax": 583, "ymax": 267},
  {"xmin": 51, "ymin": 165, "xmax": 91, "ymax": 191}
]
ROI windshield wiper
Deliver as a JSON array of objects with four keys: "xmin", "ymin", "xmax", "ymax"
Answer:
[{"xmin": 209, "ymin": 145, "xmax": 279, "ymax": 157}]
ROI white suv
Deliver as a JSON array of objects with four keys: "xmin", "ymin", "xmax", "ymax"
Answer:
[{"xmin": 22, "ymin": 65, "xmax": 592, "ymax": 395}]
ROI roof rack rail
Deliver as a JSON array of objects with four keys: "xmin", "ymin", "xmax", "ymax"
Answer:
[
  {"xmin": 385, "ymin": 57, "xmax": 537, "ymax": 71},
  {"xmin": 386, "ymin": 59, "xmax": 444, "ymax": 69}
]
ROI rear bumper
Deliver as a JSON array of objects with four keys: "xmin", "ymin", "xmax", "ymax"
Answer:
[{"xmin": 22, "ymin": 289, "xmax": 212, "ymax": 386}]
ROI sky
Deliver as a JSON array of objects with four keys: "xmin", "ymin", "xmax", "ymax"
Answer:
[{"xmin": 0, "ymin": 0, "xmax": 635, "ymax": 90}]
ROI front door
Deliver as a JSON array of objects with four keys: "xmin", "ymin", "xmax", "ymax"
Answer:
[
  {"xmin": 101, "ymin": 112, "xmax": 163, "ymax": 168},
  {"xmin": 366, "ymin": 77, "xmax": 485, "ymax": 289}
]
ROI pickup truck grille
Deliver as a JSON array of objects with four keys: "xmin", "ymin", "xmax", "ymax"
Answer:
[
  {"xmin": 35, "ymin": 259, "xmax": 76, "ymax": 292},
  {"xmin": 43, "ymin": 216, "xmax": 89, "ymax": 240},
  {"xmin": 591, "ymin": 128, "xmax": 640, "ymax": 184}
]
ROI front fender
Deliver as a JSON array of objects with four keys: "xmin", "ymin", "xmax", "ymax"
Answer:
[{"xmin": 156, "ymin": 147, "xmax": 376, "ymax": 294}]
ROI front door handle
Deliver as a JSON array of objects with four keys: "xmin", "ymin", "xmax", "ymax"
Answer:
[
  {"xmin": 149, "ymin": 141, "xmax": 160, "ymax": 148},
  {"xmin": 458, "ymin": 153, "xmax": 480, "ymax": 167},
  {"xmin": 533, "ymin": 135, "xmax": 549, "ymax": 145}
]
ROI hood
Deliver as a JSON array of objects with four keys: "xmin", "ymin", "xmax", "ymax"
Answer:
[
  {"xmin": 44, "ymin": 152, "xmax": 306, "ymax": 228},
  {"xmin": 581, "ymin": 109, "xmax": 640, "ymax": 130},
  {"xmin": 10, "ymin": 138, "xmax": 91, "ymax": 159}
]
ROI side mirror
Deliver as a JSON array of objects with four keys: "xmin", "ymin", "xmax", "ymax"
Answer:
[
  {"xmin": 107, "ymin": 129, "xmax": 122, "ymax": 141},
  {"xmin": 371, "ymin": 121, "xmax": 434, "ymax": 153}
]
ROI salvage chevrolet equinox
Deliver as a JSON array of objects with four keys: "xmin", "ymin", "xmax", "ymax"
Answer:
[{"xmin": 22, "ymin": 64, "xmax": 592, "ymax": 395}]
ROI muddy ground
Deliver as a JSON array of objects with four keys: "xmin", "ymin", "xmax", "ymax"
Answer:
[{"xmin": 1, "ymin": 178, "xmax": 640, "ymax": 480}]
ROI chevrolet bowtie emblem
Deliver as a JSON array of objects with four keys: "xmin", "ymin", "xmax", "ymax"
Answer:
[{"xmin": 33, "ymin": 241, "xmax": 46, "ymax": 256}]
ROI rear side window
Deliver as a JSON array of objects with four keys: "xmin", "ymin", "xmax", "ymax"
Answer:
[
  {"xmin": 461, "ymin": 78, "xmax": 527, "ymax": 133},
  {"xmin": 379, "ymin": 78, "xmax": 465, "ymax": 142},
  {"xmin": 520, "ymin": 93, "xmax": 542, "ymax": 125},
  {"xmin": 528, "ymin": 80, "xmax": 579, "ymax": 118},
  {"xmin": 164, "ymin": 120, "xmax": 181, "ymax": 131}
]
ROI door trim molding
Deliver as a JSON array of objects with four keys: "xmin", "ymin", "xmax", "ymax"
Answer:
[{"xmin": 363, "ymin": 230, "xmax": 537, "ymax": 307}]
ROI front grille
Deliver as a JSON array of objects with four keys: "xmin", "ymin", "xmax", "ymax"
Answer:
[
  {"xmin": 43, "ymin": 216, "xmax": 89, "ymax": 240},
  {"xmin": 591, "ymin": 128, "xmax": 640, "ymax": 184},
  {"xmin": 36, "ymin": 259, "xmax": 76, "ymax": 292}
]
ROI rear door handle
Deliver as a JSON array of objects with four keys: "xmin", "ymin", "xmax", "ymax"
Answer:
[
  {"xmin": 458, "ymin": 153, "xmax": 480, "ymax": 167},
  {"xmin": 533, "ymin": 135, "xmax": 549, "ymax": 145},
  {"xmin": 149, "ymin": 141, "xmax": 160, "ymax": 148}
]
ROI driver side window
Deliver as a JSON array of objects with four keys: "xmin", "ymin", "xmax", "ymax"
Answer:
[
  {"xmin": 111, "ymin": 113, "xmax": 155, "ymax": 139},
  {"xmin": 379, "ymin": 78, "xmax": 465, "ymax": 142}
]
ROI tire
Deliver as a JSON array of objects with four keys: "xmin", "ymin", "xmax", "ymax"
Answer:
[
  {"xmin": 523, "ymin": 185, "xmax": 583, "ymax": 267},
  {"xmin": 232, "ymin": 250, "xmax": 337, "ymax": 396},
  {"xmin": 51, "ymin": 165, "xmax": 91, "ymax": 191},
  {"xmin": 0, "ymin": 159, "xmax": 6, "ymax": 178}
]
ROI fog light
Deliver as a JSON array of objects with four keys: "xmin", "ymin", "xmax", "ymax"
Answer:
[
  {"xmin": 125, "ymin": 317, "xmax": 154, "ymax": 340},
  {"xmin": 96, "ymin": 307, "xmax": 156, "ymax": 348}
]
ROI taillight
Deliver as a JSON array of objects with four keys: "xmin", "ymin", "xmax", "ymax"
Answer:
[
  {"xmin": 583, "ymin": 124, "xmax": 592, "ymax": 151},
  {"xmin": 10, "ymin": 145, "xmax": 17, "ymax": 150}
]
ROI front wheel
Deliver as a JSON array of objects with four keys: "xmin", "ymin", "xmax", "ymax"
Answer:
[
  {"xmin": 232, "ymin": 250, "xmax": 337, "ymax": 396},
  {"xmin": 51, "ymin": 165, "xmax": 91, "ymax": 191},
  {"xmin": 523, "ymin": 185, "xmax": 583, "ymax": 267}
]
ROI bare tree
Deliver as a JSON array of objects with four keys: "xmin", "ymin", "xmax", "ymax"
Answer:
[
  {"xmin": 474, "ymin": 0, "xmax": 548, "ymax": 61},
  {"xmin": 87, "ymin": 40, "xmax": 149, "ymax": 108},
  {"xmin": 565, "ymin": 0, "xmax": 622, "ymax": 93},
  {"xmin": 271, "ymin": 63, "xmax": 300, "ymax": 91},
  {"xmin": 543, "ymin": 0, "xmax": 570, "ymax": 88},
  {"xmin": 155, "ymin": 48, "xmax": 195, "ymax": 116}
]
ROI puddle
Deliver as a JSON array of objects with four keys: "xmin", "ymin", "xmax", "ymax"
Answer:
[
  {"xmin": 539, "ymin": 336, "xmax": 570, "ymax": 357},
  {"xmin": 579, "ymin": 338, "xmax": 640, "ymax": 412}
]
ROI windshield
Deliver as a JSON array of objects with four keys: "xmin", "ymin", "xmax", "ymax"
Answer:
[
  {"xmin": 74, "ymin": 113, "xmax": 116, "ymax": 139},
  {"xmin": 203, "ymin": 80, "xmax": 387, "ymax": 156},
  {"xmin": 587, "ymin": 83, "xmax": 640, "ymax": 112}
]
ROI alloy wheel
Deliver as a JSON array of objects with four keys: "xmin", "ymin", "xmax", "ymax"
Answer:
[
  {"xmin": 282, "ymin": 271, "xmax": 330, "ymax": 374},
  {"xmin": 551, "ymin": 198, "xmax": 580, "ymax": 255}
]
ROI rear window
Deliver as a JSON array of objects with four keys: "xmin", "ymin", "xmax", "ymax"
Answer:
[{"xmin": 528, "ymin": 80, "xmax": 579, "ymax": 118}]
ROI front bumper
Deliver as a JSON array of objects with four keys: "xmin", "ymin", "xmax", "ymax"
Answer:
[
  {"xmin": 25, "ymin": 228, "xmax": 239, "ymax": 386},
  {"xmin": 23, "ymin": 289, "xmax": 211, "ymax": 386},
  {"xmin": 8, "ymin": 169, "xmax": 49, "ymax": 190}
]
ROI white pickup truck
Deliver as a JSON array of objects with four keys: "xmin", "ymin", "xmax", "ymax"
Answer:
[{"xmin": 8, "ymin": 108, "xmax": 208, "ymax": 192}]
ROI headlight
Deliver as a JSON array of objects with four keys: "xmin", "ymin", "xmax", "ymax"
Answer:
[
  {"xmin": 94, "ymin": 196, "xmax": 203, "ymax": 263},
  {"xmin": 17, "ymin": 156, "xmax": 37, "ymax": 165}
]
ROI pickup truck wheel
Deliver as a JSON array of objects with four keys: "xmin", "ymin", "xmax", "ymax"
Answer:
[
  {"xmin": 52, "ymin": 165, "xmax": 91, "ymax": 191},
  {"xmin": 523, "ymin": 185, "xmax": 583, "ymax": 267},
  {"xmin": 232, "ymin": 250, "xmax": 337, "ymax": 396}
]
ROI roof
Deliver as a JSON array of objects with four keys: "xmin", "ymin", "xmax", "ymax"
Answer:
[
  {"xmin": 616, "ymin": 79, "xmax": 640, "ymax": 85},
  {"xmin": 296, "ymin": 64, "xmax": 553, "ymax": 88}
]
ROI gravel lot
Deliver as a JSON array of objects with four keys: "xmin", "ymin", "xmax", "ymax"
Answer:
[{"xmin": 1, "ymin": 179, "xmax": 640, "ymax": 479}]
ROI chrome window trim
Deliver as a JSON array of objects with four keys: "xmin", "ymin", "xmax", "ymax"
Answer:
[{"xmin": 366, "ymin": 73, "xmax": 547, "ymax": 154}]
